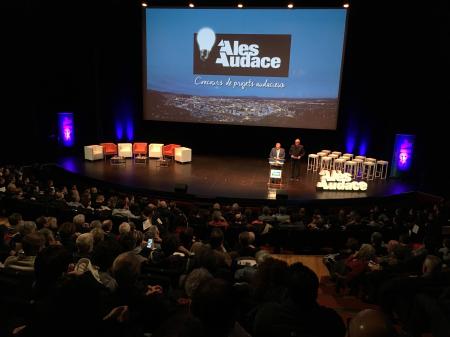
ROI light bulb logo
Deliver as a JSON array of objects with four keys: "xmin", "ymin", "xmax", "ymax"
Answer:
[{"xmin": 196, "ymin": 27, "xmax": 216, "ymax": 61}]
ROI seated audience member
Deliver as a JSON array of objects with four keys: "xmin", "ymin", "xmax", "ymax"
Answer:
[
  {"xmin": 73, "ymin": 214, "xmax": 89, "ymax": 233},
  {"xmin": 236, "ymin": 231, "xmax": 257, "ymax": 258},
  {"xmin": 0, "ymin": 224, "xmax": 12, "ymax": 262},
  {"xmin": 93, "ymin": 194, "xmax": 110, "ymax": 210},
  {"xmin": 4, "ymin": 232, "xmax": 45, "ymax": 272},
  {"xmin": 183, "ymin": 268, "xmax": 213, "ymax": 299},
  {"xmin": 252, "ymin": 257, "xmax": 289, "ymax": 303},
  {"xmin": 58, "ymin": 221, "xmax": 77, "ymax": 253},
  {"xmin": 371, "ymin": 232, "xmax": 387, "ymax": 256},
  {"xmin": 208, "ymin": 210, "xmax": 229, "ymax": 230},
  {"xmin": 111, "ymin": 252, "xmax": 167, "ymax": 334},
  {"xmin": 258, "ymin": 206, "xmax": 274, "ymax": 223},
  {"xmin": 408, "ymin": 290, "xmax": 450, "ymax": 337},
  {"xmin": 118, "ymin": 222, "xmax": 131, "ymax": 236},
  {"xmin": 90, "ymin": 220, "xmax": 102, "ymax": 230},
  {"xmin": 234, "ymin": 249, "xmax": 271, "ymax": 283},
  {"xmin": 378, "ymin": 255, "xmax": 444, "ymax": 324},
  {"xmin": 73, "ymin": 232, "xmax": 94, "ymax": 262},
  {"xmin": 38, "ymin": 228, "xmax": 58, "ymax": 247},
  {"xmin": 207, "ymin": 228, "xmax": 232, "ymax": 267},
  {"xmin": 152, "ymin": 268, "xmax": 215, "ymax": 337},
  {"xmin": 33, "ymin": 245, "xmax": 72, "ymax": 297},
  {"xmin": 348, "ymin": 309, "xmax": 397, "ymax": 337},
  {"xmin": 142, "ymin": 205, "xmax": 156, "ymax": 232},
  {"xmin": 181, "ymin": 278, "xmax": 250, "ymax": 337},
  {"xmin": 253, "ymin": 263, "xmax": 345, "ymax": 337},
  {"xmin": 336, "ymin": 243, "xmax": 376, "ymax": 294},
  {"xmin": 113, "ymin": 198, "xmax": 140, "ymax": 220},
  {"xmin": 438, "ymin": 238, "xmax": 450, "ymax": 266},
  {"xmin": 35, "ymin": 216, "xmax": 48, "ymax": 230},
  {"xmin": 323, "ymin": 237, "xmax": 360, "ymax": 281},
  {"xmin": 91, "ymin": 239, "xmax": 122, "ymax": 292},
  {"xmin": 307, "ymin": 213, "xmax": 323, "ymax": 230},
  {"xmin": 273, "ymin": 206, "xmax": 290, "ymax": 224},
  {"xmin": 144, "ymin": 224, "xmax": 162, "ymax": 245},
  {"xmin": 90, "ymin": 227, "xmax": 105, "ymax": 246},
  {"xmin": 102, "ymin": 220, "xmax": 115, "ymax": 240},
  {"xmin": 10, "ymin": 220, "xmax": 36, "ymax": 253},
  {"xmin": 178, "ymin": 227, "xmax": 195, "ymax": 255}
]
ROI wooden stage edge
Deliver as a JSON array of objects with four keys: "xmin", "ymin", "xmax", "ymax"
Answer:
[{"xmin": 54, "ymin": 154, "xmax": 429, "ymax": 204}]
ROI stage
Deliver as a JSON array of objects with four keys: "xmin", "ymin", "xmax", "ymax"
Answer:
[{"xmin": 54, "ymin": 154, "xmax": 419, "ymax": 203}]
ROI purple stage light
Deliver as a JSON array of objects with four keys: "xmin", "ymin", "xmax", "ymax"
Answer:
[
  {"xmin": 345, "ymin": 133, "xmax": 356, "ymax": 154},
  {"xmin": 58, "ymin": 112, "xmax": 74, "ymax": 147},
  {"xmin": 358, "ymin": 139, "xmax": 368, "ymax": 156},
  {"xmin": 391, "ymin": 134, "xmax": 415, "ymax": 177},
  {"xmin": 115, "ymin": 120, "xmax": 123, "ymax": 140},
  {"xmin": 126, "ymin": 118, "xmax": 134, "ymax": 141}
]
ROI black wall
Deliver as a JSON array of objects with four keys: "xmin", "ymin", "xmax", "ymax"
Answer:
[{"xmin": 1, "ymin": 0, "xmax": 448, "ymax": 192}]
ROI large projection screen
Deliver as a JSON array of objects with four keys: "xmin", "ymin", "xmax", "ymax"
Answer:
[{"xmin": 143, "ymin": 8, "xmax": 347, "ymax": 129}]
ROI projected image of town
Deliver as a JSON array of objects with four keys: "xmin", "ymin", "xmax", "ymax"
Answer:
[{"xmin": 144, "ymin": 9, "xmax": 347, "ymax": 130}]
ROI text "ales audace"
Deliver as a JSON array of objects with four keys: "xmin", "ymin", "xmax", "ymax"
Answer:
[{"xmin": 215, "ymin": 40, "xmax": 281, "ymax": 69}]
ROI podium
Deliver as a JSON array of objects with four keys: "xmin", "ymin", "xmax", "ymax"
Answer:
[{"xmin": 267, "ymin": 158, "xmax": 285, "ymax": 188}]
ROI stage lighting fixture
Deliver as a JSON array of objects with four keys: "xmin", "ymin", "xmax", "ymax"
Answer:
[
  {"xmin": 237, "ymin": 3, "xmax": 244, "ymax": 8},
  {"xmin": 189, "ymin": 3, "xmax": 195, "ymax": 7},
  {"xmin": 196, "ymin": 27, "xmax": 216, "ymax": 61},
  {"xmin": 287, "ymin": 3, "xmax": 294, "ymax": 8},
  {"xmin": 343, "ymin": 3, "xmax": 350, "ymax": 8},
  {"xmin": 141, "ymin": 2, "xmax": 147, "ymax": 7}
]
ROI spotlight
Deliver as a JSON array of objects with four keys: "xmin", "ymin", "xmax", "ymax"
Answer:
[
  {"xmin": 343, "ymin": 3, "xmax": 350, "ymax": 8},
  {"xmin": 141, "ymin": 2, "xmax": 147, "ymax": 7},
  {"xmin": 189, "ymin": 3, "xmax": 195, "ymax": 7},
  {"xmin": 287, "ymin": 3, "xmax": 294, "ymax": 8},
  {"xmin": 237, "ymin": 3, "xmax": 243, "ymax": 8}
]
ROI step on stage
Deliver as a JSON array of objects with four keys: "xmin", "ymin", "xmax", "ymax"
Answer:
[{"xmin": 56, "ymin": 155, "xmax": 417, "ymax": 202}]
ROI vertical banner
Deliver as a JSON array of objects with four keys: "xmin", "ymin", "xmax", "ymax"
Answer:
[
  {"xmin": 58, "ymin": 112, "xmax": 74, "ymax": 147},
  {"xmin": 390, "ymin": 134, "xmax": 415, "ymax": 177}
]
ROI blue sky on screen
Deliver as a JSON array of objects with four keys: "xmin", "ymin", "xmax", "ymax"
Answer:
[{"xmin": 146, "ymin": 9, "xmax": 347, "ymax": 98}]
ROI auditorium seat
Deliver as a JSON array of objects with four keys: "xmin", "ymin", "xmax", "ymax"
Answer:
[
  {"xmin": 100, "ymin": 143, "xmax": 118, "ymax": 159},
  {"xmin": 149, "ymin": 143, "xmax": 164, "ymax": 158},
  {"xmin": 175, "ymin": 147, "xmax": 192, "ymax": 163},
  {"xmin": 118, "ymin": 143, "xmax": 133, "ymax": 158},
  {"xmin": 133, "ymin": 142, "xmax": 148, "ymax": 157},
  {"xmin": 84, "ymin": 145, "xmax": 103, "ymax": 161}
]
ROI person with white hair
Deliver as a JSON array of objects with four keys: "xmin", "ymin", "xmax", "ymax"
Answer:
[
  {"xmin": 74, "ymin": 233, "xmax": 94, "ymax": 262},
  {"xmin": 73, "ymin": 214, "xmax": 89, "ymax": 233},
  {"xmin": 118, "ymin": 222, "xmax": 131, "ymax": 235}
]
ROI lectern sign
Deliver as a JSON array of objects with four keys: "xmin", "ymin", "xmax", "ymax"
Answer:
[{"xmin": 270, "ymin": 169, "xmax": 282, "ymax": 179}]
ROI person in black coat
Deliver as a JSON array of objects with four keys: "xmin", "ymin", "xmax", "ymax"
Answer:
[{"xmin": 288, "ymin": 139, "xmax": 305, "ymax": 180}]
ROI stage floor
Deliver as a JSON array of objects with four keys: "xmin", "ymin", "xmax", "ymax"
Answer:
[{"xmin": 56, "ymin": 155, "xmax": 417, "ymax": 202}]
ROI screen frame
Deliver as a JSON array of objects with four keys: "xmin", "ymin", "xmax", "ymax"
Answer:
[{"xmin": 142, "ymin": 7, "xmax": 348, "ymax": 131}]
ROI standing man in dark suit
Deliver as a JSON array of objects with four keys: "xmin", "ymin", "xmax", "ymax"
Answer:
[
  {"xmin": 269, "ymin": 142, "xmax": 285, "ymax": 161},
  {"xmin": 289, "ymin": 138, "xmax": 305, "ymax": 181}
]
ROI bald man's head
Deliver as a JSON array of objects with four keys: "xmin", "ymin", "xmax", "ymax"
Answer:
[
  {"xmin": 295, "ymin": 139, "xmax": 300, "ymax": 145},
  {"xmin": 348, "ymin": 309, "xmax": 396, "ymax": 337}
]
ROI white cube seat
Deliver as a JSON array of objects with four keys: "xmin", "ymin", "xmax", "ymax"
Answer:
[
  {"xmin": 149, "ymin": 143, "xmax": 164, "ymax": 158},
  {"xmin": 118, "ymin": 143, "xmax": 133, "ymax": 158},
  {"xmin": 175, "ymin": 147, "xmax": 192, "ymax": 163},
  {"xmin": 84, "ymin": 145, "xmax": 104, "ymax": 161}
]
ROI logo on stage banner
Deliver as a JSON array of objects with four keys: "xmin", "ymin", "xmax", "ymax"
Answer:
[
  {"xmin": 194, "ymin": 28, "xmax": 291, "ymax": 77},
  {"xmin": 316, "ymin": 170, "xmax": 368, "ymax": 191}
]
